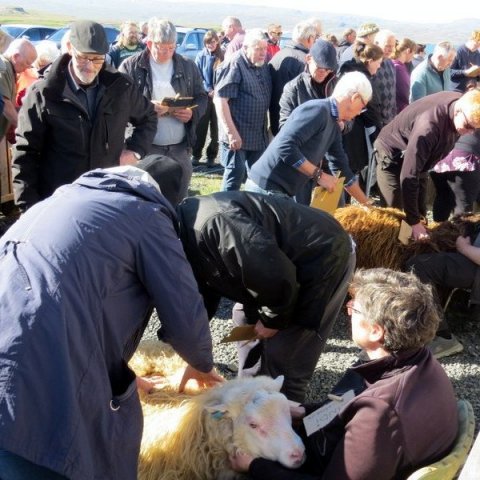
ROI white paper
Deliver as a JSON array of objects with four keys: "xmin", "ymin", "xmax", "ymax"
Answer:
[{"xmin": 303, "ymin": 390, "xmax": 355, "ymax": 436}]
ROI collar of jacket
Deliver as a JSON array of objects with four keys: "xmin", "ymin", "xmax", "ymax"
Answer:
[
  {"xmin": 290, "ymin": 42, "xmax": 309, "ymax": 54},
  {"xmin": 42, "ymin": 53, "xmax": 131, "ymax": 101},
  {"xmin": 351, "ymin": 347, "xmax": 426, "ymax": 384}
]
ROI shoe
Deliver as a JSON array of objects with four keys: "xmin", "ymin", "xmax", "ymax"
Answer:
[
  {"xmin": 428, "ymin": 335, "xmax": 464, "ymax": 359},
  {"xmin": 206, "ymin": 158, "xmax": 216, "ymax": 168},
  {"xmin": 191, "ymin": 156, "xmax": 201, "ymax": 166}
]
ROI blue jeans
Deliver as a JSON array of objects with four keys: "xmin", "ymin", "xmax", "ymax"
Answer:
[
  {"xmin": 0, "ymin": 449, "xmax": 67, "ymax": 479},
  {"xmin": 244, "ymin": 178, "xmax": 290, "ymax": 199},
  {"xmin": 220, "ymin": 143, "xmax": 263, "ymax": 191}
]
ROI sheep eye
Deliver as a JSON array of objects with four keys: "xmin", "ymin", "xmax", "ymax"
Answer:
[{"xmin": 249, "ymin": 422, "xmax": 258, "ymax": 429}]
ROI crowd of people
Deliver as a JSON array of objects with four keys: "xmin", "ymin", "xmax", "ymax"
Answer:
[{"xmin": 0, "ymin": 14, "xmax": 479, "ymax": 480}]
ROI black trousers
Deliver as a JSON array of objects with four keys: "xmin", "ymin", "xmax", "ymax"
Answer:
[
  {"xmin": 233, "ymin": 252, "xmax": 356, "ymax": 403},
  {"xmin": 430, "ymin": 170, "xmax": 480, "ymax": 222},
  {"xmin": 192, "ymin": 96, "xmax": 218, "ymax": 161}
]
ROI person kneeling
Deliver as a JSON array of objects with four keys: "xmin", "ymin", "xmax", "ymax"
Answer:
[{"xmin": 230, "ymin": 268, "xmax": 458, "ymax": 480}]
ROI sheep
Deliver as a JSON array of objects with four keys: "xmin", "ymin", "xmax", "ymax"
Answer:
[
  {"xmin": 333, "ymin": 205, "xmax": 480, "ymax": 270},
  {"xmin": 131, "ymin": 340, "xmax": 305, "ymax": 480}
]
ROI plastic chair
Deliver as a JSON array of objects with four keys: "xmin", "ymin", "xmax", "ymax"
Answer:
[{"xmin": 406, "ymin": 399, "xmax": 475, "ymax": 480}]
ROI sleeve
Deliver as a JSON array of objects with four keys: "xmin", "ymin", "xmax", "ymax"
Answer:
[
  {"xmin": 321, "ymin": 398, "xmax": 402, "ymax": 480},
  {"xmin": 249, "ymin": 458, "xmax": 321, "ymax": 480},
  {"xmin": 275, "ymin": 105, "xmax": 329, "ymax": 168},
  {"xmin": 409, "ymin": 75, "xmax": 427, "ymax": 103},
  {"xmin": 189, "ymin": 60, "xmax": 208, "ymax": 126},
  {"xmin": 11, "ymin": 84, "xmax": 46, "ymax": 210},
  {"xmin": 124, "ymin": 78, "xmax": 157, "ymax": 157},
  {"xmin": 278, "ymin": 79, "xmax": 298, "ymax": 129},
  {"xmin": 136, "ymin": 209, "xmax": 214, "ymax": 373},
  {"xmin": 450, "ymin": 51, "xmax": 466, "ymax": 82},
  {"xmin": 215, "ymin": 62, "xmax": 241, "ymax": 100},
  {"xmin": 400, "ymin": 119, "xmax": 440, "ymax": 225}
]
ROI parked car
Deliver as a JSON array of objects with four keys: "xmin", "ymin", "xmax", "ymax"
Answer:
[
  {"xmin": 0, "ymin": 24, "xmax": 58, "ymax": 43},
  {"xmin": 175, "ymin": 27, "xmax": 207, "ymax": 60},
  {"xmin": 46, "ymin": 25, "xmax": 120, "ymax": 50},
  {"xmin": 279, "ymin": 32, "xmax": 292, "ymax": 48}
]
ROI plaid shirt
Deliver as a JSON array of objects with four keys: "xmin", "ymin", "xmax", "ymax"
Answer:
[{"xmin": 215, "ymin": 49, "xmax": 272, "ymax": 150}]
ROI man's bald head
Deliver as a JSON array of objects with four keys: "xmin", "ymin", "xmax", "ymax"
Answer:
[{"xmin": 4, "ymin": 38, "xmax": 37, "ymax": 73}]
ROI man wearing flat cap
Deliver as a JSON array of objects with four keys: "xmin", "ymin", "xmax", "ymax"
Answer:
[{"xmin": 12, "ymin": 20, "xmax": 157, "ymax": 212}]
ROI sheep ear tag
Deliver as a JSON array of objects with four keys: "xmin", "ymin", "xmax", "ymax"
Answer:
[{"xmin": 205, "ymin": 404, "xmax": 228, "ymax": 420}]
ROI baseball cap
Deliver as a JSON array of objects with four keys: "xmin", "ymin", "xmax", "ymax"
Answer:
[
  {"xmin": 310, "ymin": 39, "xmax": 338, "ymax": 71},
  {"xmin": 69, "ymin": 20, "xmax": 109, "ymax": 54}
]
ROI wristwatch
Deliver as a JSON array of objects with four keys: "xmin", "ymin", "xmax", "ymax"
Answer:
[{"xmin": 311, "ymin": 167, "xmax": 322, "ymax": 184}]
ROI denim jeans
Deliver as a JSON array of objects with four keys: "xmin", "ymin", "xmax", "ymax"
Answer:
[
  {"xmin": 0, "ymin": 449, "xmax": 67, "ymax": 480},
  {"xmin": 244, "ymin": 178, "xmax": 290, "ymax": 199},
  {"xmin": 220, "ymin": 143, "xmax": 263, "ymax": 191}
]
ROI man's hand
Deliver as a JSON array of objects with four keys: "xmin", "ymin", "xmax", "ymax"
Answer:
[
  {"xmin": 456, "ymin": 235, "xmax": 471, "ymax": 254},
  {"xmin": 411, "ymin": 222, "xmax": 430, "ymax": 241},
  {"xmin": 317, "ymin": 171, "xmax": 338, "ymax": 193},
  {"xmin": 227, "ymin": 131, "xmax": 242, "ymax": 150},
  {"xmin": 171, "ymin": 107, "xmax": 193, "ymax": 123},
  {"xmin": 136, "ymin": 375, "xmax": 168, "ymax": 394},
  {"xmin": 119, "ymin": 149, "xmax": 139, "ymax": 166},
  {"xmin": 254, "ymin": 320, "xmax": 279, "ymax": 339},
  {"xmin": 178, "ymin": 364, "xmax": 225, "ymax": 393},
  {"xmin": 151, "ymin": 101, "xmax": 170, "ymax": 117},
  {"xmin": 290, "ymin": 405, "xmax": 306, "ymax": 420},
  {"xmin": 229, "ymin": 449, "xmax": 254, "ymax": 472}
]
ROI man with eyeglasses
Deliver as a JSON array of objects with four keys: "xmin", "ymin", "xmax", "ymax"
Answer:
[
  {"xmin": 11, "ymin": 20, "xmax": 157, "ymax": 212},
  {"xmin": 120, "ymin": 17, "xmax": 207, "ymax": 202},
  {"xmin": 374, "ymin": 89, "xmax": 480, "ymax": 241},
  {"xmin": 246, "ymin": 71, "xmax": 372, "ymax": 206}
]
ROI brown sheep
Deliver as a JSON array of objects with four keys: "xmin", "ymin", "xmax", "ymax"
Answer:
[{"xmin": 333, "ymin": 206, "xmax": 480, "ymax": 270}]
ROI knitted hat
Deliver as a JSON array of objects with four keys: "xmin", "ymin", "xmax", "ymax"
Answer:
[
  {"xmin": 69, "ymin": 20, "xmax": 109, "ymax": 54},
  {"xmin": 357, "ymin": 23, "xmax": 379, "ymax": 38},
  {"xmin": 309, "ymin": 39, "xmax": 338, "ymax": 70}
]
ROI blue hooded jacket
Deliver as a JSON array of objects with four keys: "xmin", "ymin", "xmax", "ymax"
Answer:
[{"xmin": 0, "ymin": 169, "xmax": 213, "ymax": 479}]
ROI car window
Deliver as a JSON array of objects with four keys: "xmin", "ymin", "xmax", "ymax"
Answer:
[
  {"xmin": 1, "ymin": 26, "xmax": 24, "ymax": 37},
  {"xmin": 25, "ymin": 28, "xmax": 42, "ymax": 41},
  {"xmin": 177, "ymin": 32, "xmax": 186, "ymax": 47}
]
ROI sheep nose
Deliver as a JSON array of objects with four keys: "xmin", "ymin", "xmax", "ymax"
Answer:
[{"xmin": 290, "ymin": 448, "xmax": 305, "ymax": 464}]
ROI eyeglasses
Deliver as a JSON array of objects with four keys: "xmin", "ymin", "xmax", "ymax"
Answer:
[
  {"xmin": 270, "ymin": 31, "xmax": 283, "ymax": 36},
  {"xmin": 152, "ymin": 43, "xmax": 176, "ymax": 54},
  {"xmin": 72, "ymin": 48, "xmax": 105, "ymax": 66},
  {"xmin": 346, "ymin": 299, "xmax": 363, "ymax": 316}
]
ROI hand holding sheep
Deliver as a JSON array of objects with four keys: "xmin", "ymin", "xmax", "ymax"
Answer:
[{"xmin": 178, "ymin": 364, "xmax": 225, "ymax": 393}]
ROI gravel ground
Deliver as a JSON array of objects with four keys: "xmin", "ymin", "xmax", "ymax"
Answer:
[{"xmin": 144, "ymin": 292, "xmax": 480, "ymax": 435}]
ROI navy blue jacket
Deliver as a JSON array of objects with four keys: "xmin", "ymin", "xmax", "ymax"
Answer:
[
  {"xmin": 0, "ymin": 170, "xmax": 213, "ymax": 479},
  {"xmin": 249, "ymin": 98, "xmax": 355, "ymax": 197}
]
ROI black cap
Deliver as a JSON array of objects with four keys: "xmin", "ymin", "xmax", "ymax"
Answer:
[{"xmin": 69, "ymin": 20, "xmax": 109, "ymax": 54}]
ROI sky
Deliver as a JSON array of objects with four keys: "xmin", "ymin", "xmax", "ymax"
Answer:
[{"xmin": 186, "ymin": 0, "xmax": 478, "ymax": 24}]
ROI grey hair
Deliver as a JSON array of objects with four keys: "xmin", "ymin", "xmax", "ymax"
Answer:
[
  {"xmin": 292, "ymin": 21, "xmax": 318, "ymax": 43},
  {"xmin": 305, "ymin": 17, "xmax": 322, "ymax": 36},
  {"xmin": 350, "ymin": 268, "xmax": 440, "ymax": 352},
  {"xmin": 147, "ymin": 18, "xmax": 177, "ymax": 44},
  {"xmin": 433, "ymin": 41, "xmax": 456, "ymax": 57},
  {"xmin": 375, "ymin": 29, "xmax": 396, "ymax": 46},
  {"xmin": 34, "ymin": 40, "xmax": 60, "ymax": 69},
  {"xmin": 222, "ymin": 16, "xmax": 242, "ymax": 29},
  {"xmin": 333, "ymin": 71, "xmax": 373, "ymax": 104},
  {"xmin": 243, "ymin": 28, "xmax": 267, "ymax": 48}
]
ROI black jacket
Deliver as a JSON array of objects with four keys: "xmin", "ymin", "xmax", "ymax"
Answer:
[
  {"xmin": 119, "ymin": 49, "xmax": 207, "ymax": 148},
  {"xmin": 12, "ymin": 54, "xmax": 157, "ymax": 210},
  {"xmin": 177, "ymin": 191, "xmax": 352, "ymax": 331}
]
